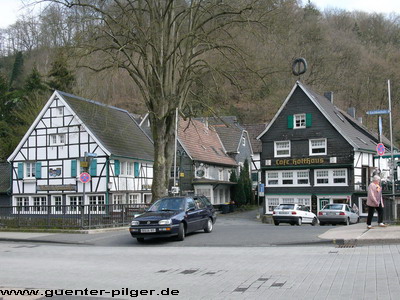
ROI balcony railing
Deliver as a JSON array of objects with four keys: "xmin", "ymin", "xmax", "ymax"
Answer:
[{"xmin": 354, "ymin": 181, "xmax": 400, "ymax": 193}]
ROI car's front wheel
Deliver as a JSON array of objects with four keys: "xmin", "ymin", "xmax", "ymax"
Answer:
[
  {"xmin": 176, "ymin": 223, "xmax": 186, "ymax": 241},
  {"xmin": 204, "ymin": 218, "xmax": 213, "ymax": 233}
]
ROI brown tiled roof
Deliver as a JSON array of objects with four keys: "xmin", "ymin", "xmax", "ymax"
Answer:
[
  {"xmin": 178, "ymin": 119, "xmax": 237, "ymax": 166},
  {"xmin": 196, "ymin": 116, "xmax": 244, "ymax": 153},
  {"xmin": 242, "ymin": 124, "xmax": 267, "ymax": 153}
]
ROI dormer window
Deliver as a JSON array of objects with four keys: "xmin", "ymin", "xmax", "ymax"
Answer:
[
  {"xmin": 294, "ymin": 114, "xmax": 306, "ymax": 129},
  {"xmin": 288, "ymin": 114, "xmax": 312, "ymax": 129}
]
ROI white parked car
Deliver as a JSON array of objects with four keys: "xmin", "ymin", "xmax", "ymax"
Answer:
[{"xmin": 273, "ymin": 204, "xmax": 318, "ymax": 226}]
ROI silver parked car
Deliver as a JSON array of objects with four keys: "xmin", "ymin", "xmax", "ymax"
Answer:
[{"xmin": 318, "ymin": 203, "xmax": 359, "ymax": 225}]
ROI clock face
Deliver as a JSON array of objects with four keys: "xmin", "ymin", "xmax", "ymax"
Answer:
[{"xmin": 196, "ymin": 170, "xmax": 205, "ymax": 177}]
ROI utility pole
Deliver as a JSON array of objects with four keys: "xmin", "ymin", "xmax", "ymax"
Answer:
[{"xmin": 388, "ymin": 80, "xmax": 396, "ymax": 220}]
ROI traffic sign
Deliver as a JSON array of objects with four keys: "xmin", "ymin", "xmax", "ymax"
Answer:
[
  {"xmin": 366, "ymin": 109, "xmax": 390, "ymax": 115},
  {"xmin": 79, "ymin": 172, "xmax": 91, "ymax": 183},
  {"xmin": 259, "ymin": 183, "xmax": 265, "ymax": 197},
  {"xmin": 376, "ymin": 143, "xmax": 385, "ymax": 156},
  {"xmin": 84, "ymin": 152, "xmax": 98, "ymax": 158}
]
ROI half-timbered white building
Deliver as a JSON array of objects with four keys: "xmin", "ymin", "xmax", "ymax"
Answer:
[{"xmin": 7, "ymin": 91, "xmax": 154, "ymax": 213}]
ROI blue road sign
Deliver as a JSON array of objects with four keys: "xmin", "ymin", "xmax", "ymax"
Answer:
[
  {"xmin": 85, "ymin": 152, "xmax": 98, "ymax": 158},
  {"xmin": 259, "ymin": 183, "xmax": 265, "ymax": 197},
  {"xmin": 366, "ymin": 109, "xmax": 390, "ymax": 115}
]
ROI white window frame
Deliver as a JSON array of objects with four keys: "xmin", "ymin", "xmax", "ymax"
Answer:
[
  {"xmin": 266, "ymin": 198, "xmax": 279, "ymax": 213},
  {"xmin": 128, "ymin": 193, "xmax": 141, "ymax": 204},
  {"xmin": 49, "ymin": 134, "xmax": 66, "ymax": 146},
  {"xmin": 67, "ymin": 195, "xmax": 83, "ymax": 214},
  {"xmin": 309, "ymin": 138, "xmax": 327, "ymax": 156},
  {"xmin": 89, "ymin": 195, "xmax": 106, "ymax": 213},
  {"xmin": 274, "ymin": 141, "xmax": 291, "ymax": 157},
  {"xmin": 25, "ymin": 162, "xmax": 36, "ymax": 179},
  {"xmin": 32, "ymin": 196, "xmax": 47, "ymax": 212},
  {"xmin": 314, "ymin": 169, "xmax": 348, "ymax": 186},
  {"xmin": 121, "ymin": 162, "xmax": 127, "ymax": 175},
  {"xmin": 127, "ymin": 162, "xmax": 134, "ymax": 176},
  {"xmin": 52, "ymin": 195, "xmax": 63, "ymax": 214},
  {"xmin": 294, "ymin": 113, "xmax": 306, "ymax": 129},
  {"xmin": 265, "ymin": 170, "xmax": 310, "ymax": 187},
  {"xmin": 218, "ymin": 169, "xmax": 224, "ymax": 181},
  {"xmin": 113, "ymin": 194, "xmax": 125, "ymax": 212},
  {"xmin": 15, "ymin": 196, "xmax": 30, "ymax": 213},
  {"xmin": 265, "ymin": 196, "xmax": 312, "ymax": 214},
  {"xmin": 282, "ymin": 171, "xmax": 294, "ymax": 185}
]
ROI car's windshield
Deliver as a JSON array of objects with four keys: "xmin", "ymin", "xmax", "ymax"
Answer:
[
  {"xmin": 148, "ymin": 198, "xmax": 186, "ymax": 212},
  {"xmin": 275, "ymin": 204, "xmax": 295, "ymax": 210},
  {"xmin": 323, "ymin": 204, "xmax": 344, "ymax": 210}
]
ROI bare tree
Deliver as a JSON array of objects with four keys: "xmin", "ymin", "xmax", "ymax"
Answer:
[{"xmin": 28, "ymin": 0, "xmax": 261, "ymax": 200}]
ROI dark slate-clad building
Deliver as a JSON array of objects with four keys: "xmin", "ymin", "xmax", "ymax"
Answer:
[
  {"xmin": 258, "ymin": 81, "xmax": 396, "ymax": 217},
  {"xmin": 173, "ymin": 118, "xmax": 237, "ymax": 204},
  {"xmin": 0, "ymin": 162, "xmax": 11, "ymax": 205}
]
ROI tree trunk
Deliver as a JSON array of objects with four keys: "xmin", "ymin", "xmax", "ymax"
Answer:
[{"xmin": 150, "ymin": 112, "xmax": 176, "ymax": 201}]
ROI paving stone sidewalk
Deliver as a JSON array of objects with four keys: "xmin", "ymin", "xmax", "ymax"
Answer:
[{"xmin": 1, "ymin": 245, "xmax": 400, "ymax": 300}]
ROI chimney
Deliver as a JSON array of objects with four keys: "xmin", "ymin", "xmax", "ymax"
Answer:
[
  {"xmin": 347, "ymin": 107, "xmax": 356, "ymax": 118},
  {"xmin": 358, "ymin": 117, "xmax": 363, "ymax": 124},
  {"xmin": 324, "ymin": 92, "xmax": 333, "ymax": 103}
]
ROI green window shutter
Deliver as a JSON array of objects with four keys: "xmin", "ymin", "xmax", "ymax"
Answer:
[
  {"xmin": 287, "ymin": 115, "xmax": 294, "ymax": 129},
  {"xmin": 114, "ymin": 160, "xmax": 120, "ymax": 176},
  {"xmin": 134, "ymin": 162, "xmax": 140, "ymax": 177},
  {"xmin": 17, "ymin": 163, "xmax": 24, "ymax": 179},
  {"xmin": 35, "ymin": 162, "xmax": 42, "ymax": 179},
  {"xmin": 306, "ymin": 113, "xmax": 312, "ymax": 127},
  {"xmin": 90, "ymin": 159, "xmax": 97, "ymax": 176},
  {"xmin": 71, "ymin": 160, "xmax": 77, "ymax": 177}
]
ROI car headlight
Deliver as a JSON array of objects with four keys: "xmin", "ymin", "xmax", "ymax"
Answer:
[
  {"xmin": 131, "ymin": 220, "xmax": 140, "ymax": 226},
  {"xmin": 158, "ymin": 219, "xmax": 172, "ymax": 225}
]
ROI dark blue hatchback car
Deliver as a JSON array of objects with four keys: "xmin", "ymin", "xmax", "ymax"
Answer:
[{"xmin": 129, "ymin": 196, "xmax": 216, "ymax": 242}]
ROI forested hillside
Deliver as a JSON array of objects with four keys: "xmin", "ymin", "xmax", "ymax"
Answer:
[{"xmin": 1, "ymin": 0, "xmax": 400, "ymax": 161}]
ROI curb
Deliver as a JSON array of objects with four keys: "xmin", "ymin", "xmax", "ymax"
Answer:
[
  {"xmin": 0, "ymin": 226, "xmax": 128, "ymax": 235},
  {"xmin": 0, "ymin": 238, "xmax": 88, "ymax": 245}
]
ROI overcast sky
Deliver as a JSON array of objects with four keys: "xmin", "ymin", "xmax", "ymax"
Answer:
[{"xmin": 1, "ymin": 0, "xmax": 400, "ymax": 29}]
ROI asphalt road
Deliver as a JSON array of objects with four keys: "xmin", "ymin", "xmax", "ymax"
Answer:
[
  {"xmin": 0, "ymin": 209, "xmax": 335, "ymax": 247},
  {"xmin": 50, "ymin": 209, "xmax": 334, "ymax": 247}
]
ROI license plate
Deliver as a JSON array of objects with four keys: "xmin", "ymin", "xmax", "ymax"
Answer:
[
  {"xmin": 141, "ymin": 228, "xmax": 156, "ymax": 233},
  {"xmin": 279, "ymin": 212, "xmax": 289, "ymax": 214}
]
